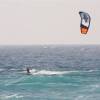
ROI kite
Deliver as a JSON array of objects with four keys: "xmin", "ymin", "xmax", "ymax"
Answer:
[{"xmin": 79, "ymin": 11, "xmax": 91, "ymax": 34}]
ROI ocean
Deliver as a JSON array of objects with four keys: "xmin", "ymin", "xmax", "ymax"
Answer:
[{"xmin": 0, "ymin": 45, "xmax": 100, "ymax": 100}]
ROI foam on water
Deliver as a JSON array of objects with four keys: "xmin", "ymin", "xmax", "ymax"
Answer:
[{"xmin": 29, "ymin": 69, "xmax": 79, "ymax": 75}]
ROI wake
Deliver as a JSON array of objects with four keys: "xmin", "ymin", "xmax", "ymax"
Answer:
[{"xmin": 28, "ymin": 69, "xmax": 78, "ymax": 75}]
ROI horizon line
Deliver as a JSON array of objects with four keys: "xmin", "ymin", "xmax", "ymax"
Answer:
[{"xmin": 0, "ymin": 44, "xmax": 99, "ymax": 46}]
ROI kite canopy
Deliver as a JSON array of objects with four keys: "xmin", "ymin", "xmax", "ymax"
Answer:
[{"xmin": 79, "ymin": 11, "xmax": 91, "ymax": 34}]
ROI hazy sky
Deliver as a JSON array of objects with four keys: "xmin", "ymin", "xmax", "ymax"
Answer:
[{"xmin": 0, "ymin": 0, "xmax": 99, "ymax": 45}]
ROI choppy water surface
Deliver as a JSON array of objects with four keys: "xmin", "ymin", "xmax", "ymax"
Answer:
[{"xmin": 0, "ymin": 45, "xmax": 100, "ymax": 100}]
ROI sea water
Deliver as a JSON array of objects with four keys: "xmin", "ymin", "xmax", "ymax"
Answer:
[{"xmin": 0, "ymin": 45, "xmax": 100, "ymax": 100}]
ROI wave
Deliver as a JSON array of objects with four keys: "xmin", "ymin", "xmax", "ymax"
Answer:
[
  {"xmin": 5, "ymin": 76, "xmax": 26, "ymax": 86},
  {"xmin": 0, "ymin": 94, "xmax": 23, "ymax": 99},
  {"xmin": 81, "ymin": 70, "xmax": 100, "ymax": 73},
  {"xmin": 0, "ymin": 68, "xmax": 4, "ymax": 72}
]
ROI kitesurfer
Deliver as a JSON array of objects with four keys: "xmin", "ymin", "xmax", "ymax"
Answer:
[{"xmin": 26, "ymin": 67, "xmax": 30, "ymax": 74}]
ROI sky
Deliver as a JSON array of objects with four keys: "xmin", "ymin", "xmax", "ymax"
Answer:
[{"xmin": 0, "ymin": 0, "xmax": 99, "ymax": 45}]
